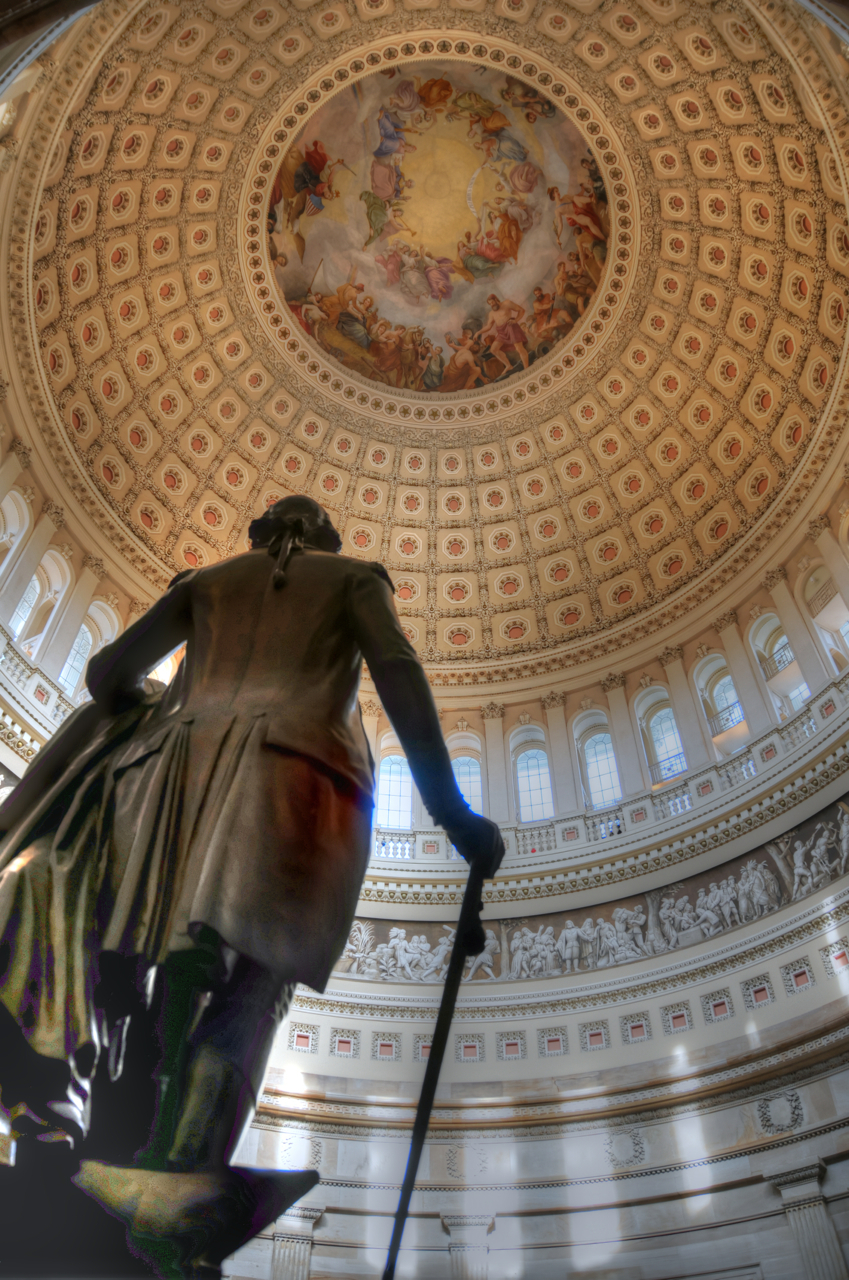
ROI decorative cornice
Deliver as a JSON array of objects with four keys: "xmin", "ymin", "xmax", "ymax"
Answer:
[
  {"xmin": 481, "ymin": 702, "xmax": 505, "ymax": 720},
  {"xmin": 600, "ymin": 673, "xmax": 626, "ymax": 692},
  {"xmin": 658, "ymin": 646, "xmax": 683, "ymax": 668},
  {"xmin": 763, "ymin": 566, "xmax": 788, "ymax": 591},
  {"xmin": 713, "ymin": 611, "xmax": 738, "ymax": 633}
]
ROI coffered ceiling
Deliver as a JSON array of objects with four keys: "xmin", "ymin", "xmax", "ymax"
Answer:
[{"xmin": 6, "ymin": 0, "xmax": 849, "ymax": 673}]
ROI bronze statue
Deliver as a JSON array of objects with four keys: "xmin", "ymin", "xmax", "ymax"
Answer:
[{"xmin": 0, "ymin": 496, "xmax": 504, "ymax": 1276}]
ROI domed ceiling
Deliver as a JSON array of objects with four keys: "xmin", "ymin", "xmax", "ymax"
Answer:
[{"xmin": 8, "ymin": 0, "xmax": 849, "ymax": 677}]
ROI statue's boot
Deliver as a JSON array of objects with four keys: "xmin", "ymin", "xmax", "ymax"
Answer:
[{"xmin": 71, "ymin": 1160, "xmax": 319, "ymax": 1279}]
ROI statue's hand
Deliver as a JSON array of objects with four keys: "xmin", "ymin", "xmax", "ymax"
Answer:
[{"xmin": 445, "ymin": 810, "xmax": 505, "ymax": 880}]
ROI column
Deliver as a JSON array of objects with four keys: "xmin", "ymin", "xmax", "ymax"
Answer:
[
  {"xmin": 713, "ymin": 610, "xmax": 774, "ymax": 734},
  {"xmin": 271, "ymin": 1206, "xmax": 322, "ymax": 1279},
  {"xmin": 764, "ymin": 565, "xmax": 829, "ymax": 692},
  {"xmin": 481, "ymin": 702, "xmax": 509, "ymax": 824},
  {"xmin": 658, "ymin": 646, "xmax": 711, "ymax": 769},
  {"xmin": 0, "ymin": 501, "xmax": 63, "ymax": 624},
  {"xmin": 441, "ymin": 1214, "xmax": 493, "ymax": 1279},
  {"xmin": 809, "ymin": 515, "xmax": 849, "ymax": 610},
  {"xmin": 541, "ymin": 691, "xmax": 578, "ymax": 814},
  {"xmin": 767, "ymin": 1162, "xmax": 849, "ymax": 1280},
  {"xmin": 359, "ymin": 697, "xmax": 380, "ymax": 761},
  {"xmin": 0, "ymin": 440, "xmax": 27, "ymax": 505},
  {"xmin": 601, "ymin": 673, "xmax": 645, "ymax": 795},
  {"xmin": 37, "ymin": 554, "xmax": 103, "ymax": 680}
]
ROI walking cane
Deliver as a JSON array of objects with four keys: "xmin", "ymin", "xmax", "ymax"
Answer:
[{"xmin": 382, "ymin": 856, "xmax": 489, "ymax": 1280}]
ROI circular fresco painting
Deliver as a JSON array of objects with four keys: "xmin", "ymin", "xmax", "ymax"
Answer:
[{"xmin": 267, "ymin": 62, "xmax": 609, "ymax": 395}]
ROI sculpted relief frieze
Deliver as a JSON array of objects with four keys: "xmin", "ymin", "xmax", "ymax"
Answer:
[{"xmin": 338, "ymin": 793, "xmax": 849, "ymax": 984}]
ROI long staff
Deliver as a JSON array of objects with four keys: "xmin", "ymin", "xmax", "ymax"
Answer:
[{"xmin": 382, "ymin": 859, "xmax": 488, "ymax": 1280}]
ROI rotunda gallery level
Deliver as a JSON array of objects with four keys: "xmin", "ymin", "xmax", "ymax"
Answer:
[{"xmin": 0, "ymin": 0, "xmax": 848, "ymax": 1275}]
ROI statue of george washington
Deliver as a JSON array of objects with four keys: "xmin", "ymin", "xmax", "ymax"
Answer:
[{"xmin": 0, "ymin": 495, "xmax": 504, "ymax": 1276}]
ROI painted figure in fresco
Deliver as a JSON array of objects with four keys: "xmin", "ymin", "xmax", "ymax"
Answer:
[
  {"xmin": 500, "ymin": 76, "xmax": 556, "ymax": 122},
  {"xmin": 475, "ymin": 294, "xmax": 531, "ymax": 372},
  {"xmin": 373, "ymin": 105, "xmax": 419, "ymax": 159},
  {"xmin": 389, "ymin": 72, "xmax": 453, "ymax": 124},
  {"xmin": 422, "ymin": 343, "xmax": 445, "ymax": 391},
  {"xmin": 443, "ymin": 329, "xmax": 485, "ymax": 392},
  {"xmin": 466, "ymin": 928, "xmax": 499, "ymax": 981},
  {"xmin": 360, "ymin": 189, "xmax": 417, "ymax": 248}
]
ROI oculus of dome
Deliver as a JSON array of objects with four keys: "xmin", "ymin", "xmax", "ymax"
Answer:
[{"xmin": 250, "ymin": 43, "xmax": 631, "ymax": 421}]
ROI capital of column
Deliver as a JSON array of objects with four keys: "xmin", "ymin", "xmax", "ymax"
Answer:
[
  {"xmin": 128, "ymin": 598, "xmax": 149, "ymax": 616},
  {"xmin": 43, "ymin": 500, "xmax": 64, "ymax": 529},
  {"xmin": 82, "ymin": 554, "xmax": 105, "ymax": 578},
  {"xmin": 658, "ymin": 645, "xmax": 683, "ymax": 667},
  {"xmin": 275, "ymin": 1205, "xmax": 323, "ymax": 1232},
  {"xmin": 10, "ymin": 439, "xmax": 30, "ymax": 468},
  {"xmin": 766, "ymin": 1161, "xmax": 825, "ymax": 1197},
  {"xmin": 541, "ymin": 690, "xmax": 566, "ymax": 708},
  {"xmin": 762, "ymin": 565, "xmax": 788, "ymax": 591},
  {"xmin": 712, "ymin": 609, "xmax": 738, "ymax": 633},
  {"xmin": 442, "ymin": 1215, "xmax": 493, "ymax": 1231},
  {"xmin": 359, "ymin": 698, "xmax": 381, "ymax": 718},
  {"xmin": 600, "ymin": 672, "xmax": 626, "ymax": 692},
  {"xmin": 480, "ymin": 701, "xmax": 505, "ymax": 719},
  {"xmin": 808, "ymin": 515, "xmax": 831, "ymax": 541}
]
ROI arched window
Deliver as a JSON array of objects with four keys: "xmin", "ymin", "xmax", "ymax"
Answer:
[
  {"xmin": 584, "ymin": 732, "xmax": 622, "ymax": 808},
  {"xmin": 713, "ymin": 675, "xmax": 737, "ymax": 711},
  {"xmin": 58, "ymin": 624, "xmax": 93, "ymax": 696},
  {"xmin": 451, "ymin": 755, "xmax": 483, "ymax": 813},
  {"xmin": 10, "ymin": 575, "xmax": 39, "ymax": 640},
  {"xmin": 516, "ymin": 748, "xmax": 554, "ymax": 822},
  {"xmin": 376, "ymin": 754, "xmax": 413, "ymax": 830},
  {"xmin": 648, "ymin": 706, "xmax": 686, "ymax": 781}
]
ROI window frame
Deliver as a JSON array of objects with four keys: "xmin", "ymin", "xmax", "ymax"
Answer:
[
  {"xmin": 375, "ymin": 752, "xmax": 414, "ymax": 831},
  {"xmin": 514, "ymin": 745, "xmax": 555, "ymax": 823}
]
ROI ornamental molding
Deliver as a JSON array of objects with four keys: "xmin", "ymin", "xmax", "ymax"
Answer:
[
  {"xmin": 481, "ymin": 702, "xmax": 505, "ymax": 720},
  {"xmin": 600, "ymin": 673, "xmax": 626, "ymax": 692},
  {"xmin": 256, "ymin": 1033, "xmax": 849, "ymax": 1144},
  {"xmin": 359, "ymin": 699, "xmax": 381, "ymax": 719}
]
